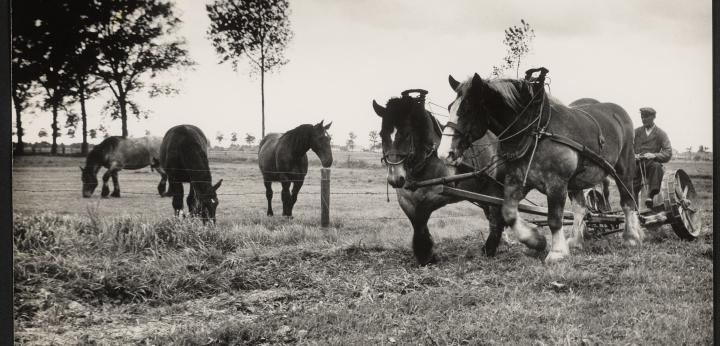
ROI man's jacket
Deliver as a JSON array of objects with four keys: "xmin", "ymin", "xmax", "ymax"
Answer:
[{"xmin": 634, "ymin": 126, "xmax": 672, "ymax": 163}]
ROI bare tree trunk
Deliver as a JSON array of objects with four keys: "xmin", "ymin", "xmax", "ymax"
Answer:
[
  {"xmin": 261, "ymin": 50, "xmax": 265, "ymax": 139},
  {"xmin": 12, "ymin": 94, "xmax": 24, "ymax": 156},
  {"xmin": 79, "ymin": 81, "xmax": 89, "ymax": 154},
  {"xmin": 119, "ymin": 96, "xmax": 128, "ymax": 138},
  {"xmin": 51, "ymin": 103, "xmax": 59, "ymax": 155}
]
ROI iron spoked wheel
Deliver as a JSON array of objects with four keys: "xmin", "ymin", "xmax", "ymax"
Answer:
[{"xmin": 667, "ymin": 169, "xmax": 701, "ymax": 240}]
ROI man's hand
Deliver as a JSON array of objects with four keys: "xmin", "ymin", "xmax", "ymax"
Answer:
[{"xmin": 635, "ymin": 153, "xmax": 656, "ymax": 160}]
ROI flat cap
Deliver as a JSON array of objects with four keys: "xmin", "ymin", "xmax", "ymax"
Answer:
[{"xmin": 639, "ymin": 107, "xmax": 656, "ymax": 116}]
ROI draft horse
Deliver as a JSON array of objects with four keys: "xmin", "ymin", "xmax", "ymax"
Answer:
[
  {"xmin": 160, "ymin": 125, "xmax": 222, "ymax": 223},
  {"xmin": 80, "ymin": 136, "xmax": 166, "ymax": 198},
  {"xmin": 258, "ymin": 121, "xmax": 333, "ymax": 217},
  {"xmin": 372, "ymin": 89, "xmax": 508, "ymax": 265},
  {"xmin": 438, "ymin": 68, "xmax": 643, "ymax": 263}
]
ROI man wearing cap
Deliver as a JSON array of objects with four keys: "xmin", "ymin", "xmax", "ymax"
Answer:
[{"xmin": 633, "ymin": 107, "xmax": 672, "ymax": 208}]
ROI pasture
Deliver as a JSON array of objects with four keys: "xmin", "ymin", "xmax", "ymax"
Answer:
[{"xmin": 13, "ymin": 152, "xmax": 713, "ymax": 345}]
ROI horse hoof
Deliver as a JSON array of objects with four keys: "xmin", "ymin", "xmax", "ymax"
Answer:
[
  {"xmin": 418, "ymin": 253, "xmax": 440, "ymax": 266},
  {"xmin": 267, "ymin": 212, "xmax": 274, "ymax": 217},
  {"xmin": 544, "ymin": 251, "xmax": 568, "ymax": 264},
  {"xmin": 622, "ymin": 237, "xmax": 641, "ymax": 247},
  {"xmin": 111, "ymin": 193, "xmax": 120, "ymax": 198},
  {"xmin": 520, "ymin": 234, "xmax": 547, "ymax": 251},
  {"xmin": 568, "ymin": 238, "xmax": 584, "ymax": 251}
]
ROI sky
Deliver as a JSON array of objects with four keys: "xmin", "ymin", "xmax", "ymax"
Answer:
[{"xmin": 15, "ymin": 0, "xmax": 712, "ymax": 152}]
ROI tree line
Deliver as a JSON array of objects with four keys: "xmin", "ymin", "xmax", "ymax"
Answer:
[{"xmin": 12, "ymin": 0, "xmax": 291, "ymax": 156}]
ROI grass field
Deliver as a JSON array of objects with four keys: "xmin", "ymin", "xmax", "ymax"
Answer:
[{"xmin": 12, "ymin": 153, "xmax": 713, "ymax": 345}]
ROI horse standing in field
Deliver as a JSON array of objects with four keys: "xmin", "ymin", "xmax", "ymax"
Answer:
[
  {"xmin": 372, "ymin": 89, "xmax": 509, "ymax": 265},
  {"xmin": 160, "ymin": 125, "xmax": 223, "ymax": 223},
  {"xmin": 80, "ymin": 136, "xmax": 166, "ymax": 198},
  {"xmin": 258, "ymin": 121, "xmax": 333, "ymax": 217},
  {"xmin": 438, "ymin": 68, "xmax": 643, "ymax": 263}
]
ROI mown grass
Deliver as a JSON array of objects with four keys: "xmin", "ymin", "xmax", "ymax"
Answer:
[{"xmin": 12, "ymin": 156, "xmax": 714, "ymax": 345}]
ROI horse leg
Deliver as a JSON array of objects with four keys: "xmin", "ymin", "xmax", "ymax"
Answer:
[
  {"xmin": 168, "ymin": 181, "xmax": 184, "ymax": 217},
  {"xmin": 503, "ymin": 179, "xmax": 546, "ymax": 251},
  {"xmin": 288, "ymin": 180, "xmax": 304, "ymax": 217},
  {"xmin": 264, "ymin": 182, "xmax": 274, "ymax": 216},
  {"xmin": 398, "ymin": 193, "xmax": 437, "ymax": 265},
  {"xmin": 186, "ymin": 184, "xmax": 197, "ymax": 216},
  {"xmin": 110, "ymin": 170, "xmax": 121, "ymax": 197},
  {"xmin": 545, "ymin": 184, "xmax": 571, "ymax": 263},
  {"xmin": 100, "ymin": 170, "xmax": 112, "ymax": 198},
  {"xmin": 615, "ymin": 176, "xmax": 644, "ymax": 246},
  {"xmin": 567, "ymin": 189, "xmax": 587, "ymax": 252},
  {"xmin": 158, "ymin": 173, "xmax": 168, "ymax": 197},
  {"xmin": 281, "ymin": 181, "xmax": 292, "ymax": 217},
  {"xmin": 482, "ymin": 205, "xmax": 506, "ymax": 257}
]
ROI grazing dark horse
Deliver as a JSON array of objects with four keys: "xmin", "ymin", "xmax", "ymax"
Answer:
[
  {"xmin": 160, "ymin": 125, "xmax": 222, "ymax": 223},
  {"xmin": 258, "ymin": 121, "xmax": 333, "ymax": 217},
  {"xmin": 438, "ymin": 69, "xmax": 642, "ymax": 263},
  {"xmin": 80, "ymin": 136, "xmax": 166, "ymax": 198},
  {"xmin": 372, "ymin": 90, "xmax": 508, "ymax": 265}
]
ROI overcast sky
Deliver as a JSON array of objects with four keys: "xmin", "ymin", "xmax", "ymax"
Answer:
[{"xmin": 16, "ymin": 0, "xmax": 712, "ymax": 152}]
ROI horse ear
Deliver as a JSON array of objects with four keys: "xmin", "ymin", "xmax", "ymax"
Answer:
[
  {"xmin": 470, "ymin": 73, "xmax": 485, "ymax": 95},
  {"xmin": 372, "ymin": 100, "xmax": 386, "ymax": 117},
  {"xmin": 323, "ymin": 121, "xmax": 332, "ymax": 130},
  {"xmin": 448, "ymin": 75, "xmax": 460, "ymax": 91},
  {"xmin": 212, "ymin": 179, "xmax": 223, "ymax": 191}
]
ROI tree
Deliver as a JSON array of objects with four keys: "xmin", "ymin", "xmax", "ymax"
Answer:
[
  {"xmin": 346, "ymin": 132, "xmax": 357, "ymax": 151},
  {"xmin": 698, "ymin": 145, "xmax": 707, "ymax": 153},
  {"xmin": 11, "ymin": 0, "xmax": 45, "ymax": 156},
  {"xmin": 24, "ymin": 1, "xmax": 87, "ymax": 154},
  {"xmin": 38, "ymin": 129, "xmax": 48, "ymax": 139},
  {"xmin": 368, "ymin": 130, "xmax": 379, "ymax": 152},
  {"xmin": 230, "ymin": 132, "xmax": 238, "ymax": 146},
  {"xmin": 206, "ymin": 0, "xmax": 293, "ymax": 138},
  {"xmin": 89, "ymin": 129, "xmax": 97, "ymax": 139},
  {"xmin": 216, "ymin": 132, "xmax": 225, "ymax": 146},
  {"xmin": 245, "ymin": 133, "xmax": 256, "ymax": 146},
  {"xmin": 491, "ymin": 19, "xmax": 535, "ymax": 78},
  {"xmin": 93, "ymin": 0, "xmax": 194, "ymax": 138}
]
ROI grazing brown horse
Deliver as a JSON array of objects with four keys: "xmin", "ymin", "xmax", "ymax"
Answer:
[
  {"xmin": 80, "ymin": 136, "xmax": 166, "ymax": 198},
  {"xmin": 258, "ymin": 121, "xmax": 333, "ymax": 217},
  {"xmin": 372, "ymin": 90, "xmax": 508, "ymax": 265},
  {"xmin": 160, "ymin": 125, "xmax": 222, "ymax": 223},
  {"xmin": 438, "ymin": 69, "xmax": 642, "ymax": 263}
]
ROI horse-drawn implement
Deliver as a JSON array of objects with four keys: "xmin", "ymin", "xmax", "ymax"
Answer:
[{"xmin": 412, "ymin": 167, "xmax": 701, "ymax": 240}]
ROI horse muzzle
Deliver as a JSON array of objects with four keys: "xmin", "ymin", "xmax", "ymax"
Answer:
[{"xmin": 386, "ymin": 165, "xmax": 407, "ymax": 188}]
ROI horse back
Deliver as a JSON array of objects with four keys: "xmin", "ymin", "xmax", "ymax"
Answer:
[
  {"xmin": 258, "ymin": 133, "xmax": 308, "ymax": 182},
  {"xmin": 160, "ymin": 125, "xmax": 210, "ymax": 182}
]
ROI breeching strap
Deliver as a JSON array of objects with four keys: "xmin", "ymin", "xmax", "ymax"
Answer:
[{"xmin": 538, "ymin": 130, "xmax": 638, "ymax": 209}]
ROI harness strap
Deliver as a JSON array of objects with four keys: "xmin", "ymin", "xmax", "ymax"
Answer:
[
  {"xmin": 573, "ymin": 107, "xmax": 606, "ymax": 149},
  {"xmin": 539, "ymin": 131, "xmax": 637, "ymax": 209}
]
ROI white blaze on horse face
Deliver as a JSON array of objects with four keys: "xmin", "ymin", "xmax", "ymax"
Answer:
[{"xmin": 437, "ymin": 97, "xmax": 461, "ymax": 162}]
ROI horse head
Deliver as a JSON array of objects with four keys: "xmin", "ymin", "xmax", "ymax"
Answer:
[
  {"xmin": 438, "ymin": 70, "xmax": 547, "ymax": 170},
  {"xmin": 80, "ymin": 166, "xmax": 99, "ymax": 198},
  {"xmin": 309, "ymin": 120, "xmax": 333, "ymax": 168},
  {"xmin": 373, "ymin": 92, "xmax": 438, "ymax": 188},
  {"xmin": 190, "ymin": 179, "xmax": 223, "ymax": 224}
]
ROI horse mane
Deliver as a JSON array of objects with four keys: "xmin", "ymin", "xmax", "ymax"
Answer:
[
  {"xmin": 486, "ymin": 78, "xmax": 566, "ymax": 112},
  {"xmin": 381, "ymin": 97, "xmax": 433, "ymax": 142},
  {"xmin": 86, "ymin": 136, "xmax": 122, "ymax": 166},
  {"xmin": 280, "ymin": 124, "xmax": 315, "ymax": 150}
]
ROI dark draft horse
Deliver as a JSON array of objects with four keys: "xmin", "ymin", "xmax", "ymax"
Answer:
[
  {"xmin": 80, "ymin": 136, "xmax": 166, "ymax": 198},
  {"xmin": 438, "ymin": 69, "xmax": 643, "ymax": 263},
  {"xmin": 372, "ymin": 90, "xmax": 508, "ymax": 265},
  {"xmin": 258, "ymin": 121, "xmax": 333, "ymax": 217},
  {"xmin": 160, "ymin": 125, "xmax": 222, "ymax": 223}
]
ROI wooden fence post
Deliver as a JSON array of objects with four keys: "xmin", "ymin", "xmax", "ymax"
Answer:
[{"xmin": 321, "ymin": 168, "xmax": 330, "ymax": 227}]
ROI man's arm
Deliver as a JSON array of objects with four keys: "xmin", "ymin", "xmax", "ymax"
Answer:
[{"xmin": 653, "ymin": 130, "xmax": 672, "ymax": 163}]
